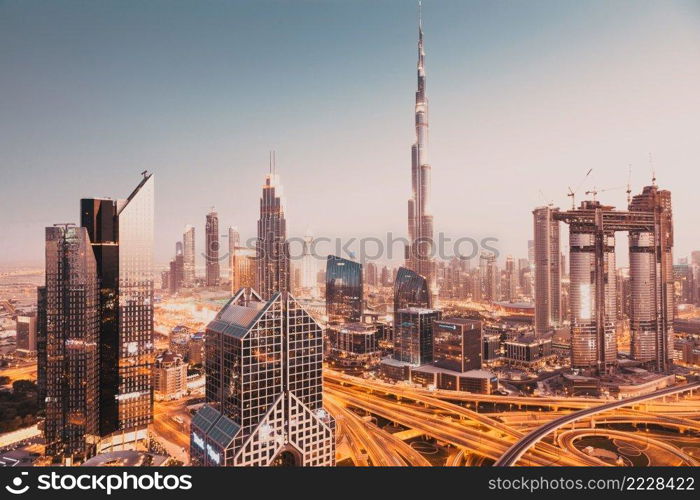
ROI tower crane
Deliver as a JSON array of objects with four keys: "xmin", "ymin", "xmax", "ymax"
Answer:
[{"xmin": 567, "ymin": 168, "xmax": 592, "ymax": 209}]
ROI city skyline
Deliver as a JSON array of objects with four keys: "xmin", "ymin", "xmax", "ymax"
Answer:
[
  {"xmin": 2, "ymin": 0, "xmax": 700, "ymax": 267},
  {"xmin": 1, "ymin": 1, "xmax": 700, "ymax": 472}
]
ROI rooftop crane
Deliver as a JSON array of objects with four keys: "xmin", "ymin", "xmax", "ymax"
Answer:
[{"xmin": 567, "ymin": 168, "xmax": 592, "ymax": 209}]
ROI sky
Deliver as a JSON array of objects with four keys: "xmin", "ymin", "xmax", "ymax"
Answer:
[{"xmin": 1, "ymin": 0, "xmax": 699, "ymax": 269}]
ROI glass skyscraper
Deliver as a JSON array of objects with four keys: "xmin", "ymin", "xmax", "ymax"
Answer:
[
  {"xmin": 205, "ymin": 209, "xmax": 220, "ymax": 287},
  {"xmin": 394, "ymin": 307, "xmax": 441, "ymax": 366},
  {"xmin": 80, "ymin": 173, "xmax": 154, "ymax": 449},
  {"xmin": 256, "ymin": 163, "xmax": 290, "ymax": 300},
  {"xmin": 325, "ymin": 255, "xmax": 363, "ymax": 323},
  {"xmin": 42, "ymin": 225, "xmax": 100, "ymax": 461},
  {"xmin": 394, "ymin": 266, "xmax": 431, "ymax": 314},
  {"xmin": 192, "ymin": 288, "xmax": 335, "ymax": 466}
]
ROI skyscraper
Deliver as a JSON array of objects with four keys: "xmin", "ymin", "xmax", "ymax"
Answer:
[
  {"xmin": 228, "ymin": 226, "xmax": 240, "ymax": 286},
  {"xmin": 169, "ymin": 242, "xmax": 184, "ymax": 293},
  {"xmin": 325, "ymin": 255, "xmax": 363, "ymax": 324},
  {"xmin": 80, "ymin": 173, "xmax": 154, "ymax": 448},
  {"xmin": 205, "ymin": 209, "xmax": 220, "ymax": 287},
  {"xmin": 183, "ymin": 225, "xmax": 195, "ymax": 286},
  {"xmin": 42, "ymin": 224, "xmax": 99, "ymax": 461},
  {"xmin": 231, "ymin": 246, "xmax": 256, "ymax": 293},
  {"xmin": 394, "ymin": 266, "xmax": 431, "ymax": 314},
  {"xmin": 405, "ymin": 5, "xmax": 436, "ymax": 304},
  {"xmin": 394, "ymin": 307, "xmax": 441, "ymax": 366},
  {"xmin": 365, "ymin": 262, "xmax": 378, "ymax": 287},
  {"xmin": 256, "ymin": 159, "xmax": 290, "ymax": 300},
  {"xmin": 479, "ymin": 252, "xmax": 499, "ymax": 303},
  {"xmin": 628, "ymin": 184, "xmax": 675, "ymax": 373},
  {"xmin": 300, "ymin": 230, "xmax": 318, "ymax": 297},
  {"xmin": 566, "ymin": 200, "xmax": 618, "ymax": 373},
  {"xmin": 191, "ymin": 288, "xmax": 335, "ymax": 466},
  {"xmin": 533, "ymin": 206, "xmax": 561, "ymax": 335}
]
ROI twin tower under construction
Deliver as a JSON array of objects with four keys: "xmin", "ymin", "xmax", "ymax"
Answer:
[{"xmin": 534, "ymin": 182, "xmax": 674, "ymax": 375}]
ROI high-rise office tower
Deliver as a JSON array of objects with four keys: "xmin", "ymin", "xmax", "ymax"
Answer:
[
  {"xmin": 691, "ymin": 251, "xmax": 700, "ymax": 305},
  {"xmin": 479, "ymin": 252, "xmax": 499, "ymax": 302},
  {"xmin": 256, "ymin": 160, "xmax": 290, "ymax": 300},
  {"xmin": 191, "ymin": 288, "xmax": 335, "ymax": 466},
  {"xmin": 228, "ymin": 226, "xmax": 240, "ymax": 284},
  {"xmin": 504, "ymin": 256, "xmax": 517, "ymax": 302},
  {"xmin": 205, "ymin": 209, "xmax": 220, "ymax": 287},
  {"xmin": 42, "ymin": 225, "xmax": 100, "ymax": 461},
  {"xmin": 628, "ymin": 184, "xmax": 674, "ymax": 372},
  {"xmin": 394, "ymin": 266, "xmax": 431, "ymax": 314},
  {"xmin": 325, "ymin": 255, "xmax": 363, "ymax": 324},
  {"xmin": 168, "ymin": 241, "xmax": 184, "ymax": 293},
  {"xmin": 300, "ymin": 230, "xmax": 318, "ymax": 297},
  {"xmin": 405, "ymin": 6, "xmax": 437, "ymax": 304},
  {"xmin": 80, "ymin": 173, "xmax": 154, "ymax": 448},
  {"xmin": 15, "ymin": 313, "xmax": 37, "ymax": 354},
  {"xmin": 380, "ymin": 266, "xmax": 391, "ymax": 287},
  {"xmin": 365, "ymin": 262, "xmax": 378, "ymax": 287},
  {"xmin": 183, "ymin": 225, "xmax": 195, "ymax": 286},
  {"xmin": 533, "ymin": 206, "xmax": 561, "ymax": 335},
  {"xmin": 394, "ymin": 307, "xmax": 441, "ymax": 366},
  {"xmin": 433, "ymin": 318, "xmax": 482, "ymax": 372},
  {"xmin": 36, "ymin": 286, "xmax": 47, "ymax": 408},
  {"xmin": 231, "ymin": 246, "xmax": 256, "ymax": 293}
]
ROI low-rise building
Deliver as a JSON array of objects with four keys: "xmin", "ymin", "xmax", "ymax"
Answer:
[{"xmin": 153, "ymin": 350, "xmax": 188, "ymax": 401}]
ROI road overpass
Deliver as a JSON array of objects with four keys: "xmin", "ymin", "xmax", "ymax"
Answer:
[{"xmin": 494, "ymin": 381, "xmax": 700, "ymax": 466}]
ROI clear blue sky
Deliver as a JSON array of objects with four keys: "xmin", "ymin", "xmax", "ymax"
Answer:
[{"xmin": 1, "ymin": 0, "xmax": 699, "ymax": 267}]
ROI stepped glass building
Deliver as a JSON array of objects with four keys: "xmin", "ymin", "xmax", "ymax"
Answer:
[
  {"xmin": 256, "ymin": 162, "xmax": 290, "ymax": 300},
  {"xmin": 191, "ymin": 288, "xmax": 335, "ymax": 466},
  {"xmin": 79, "ymin": 173, "xmax": 155, "ymax": 450}
]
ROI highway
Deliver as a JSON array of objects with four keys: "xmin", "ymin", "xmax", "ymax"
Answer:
[{"xmin": 494, "ymin": 381, "xmax": 700, "ymax": 466}]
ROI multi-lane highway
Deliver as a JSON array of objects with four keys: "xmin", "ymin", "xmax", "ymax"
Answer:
[{"xmin": 494, "ymin": 381, "xmax": 700, "ymax": 466}]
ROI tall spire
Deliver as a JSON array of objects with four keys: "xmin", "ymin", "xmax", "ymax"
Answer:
[{"xmin": 406, "ymin": 1, "xmax": 436, "ymax": 305}]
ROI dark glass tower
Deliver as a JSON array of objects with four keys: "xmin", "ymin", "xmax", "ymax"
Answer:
[
  {"xmin": 256, "ymin": 163, "xmax": 290, "ymax": 300},
  {"xmin": 192, "ymin": 288, "xmax": 335, "ymax": 466},
  {"xmin": 325, "ymin": 255, "xmax": 363, "ymax": 323},
  {"xmin": 42, "ymin": 225, "xmax": 100, "ymax": 461},
  {"xmin": 394, "ymin": 266, "xmax": 431, "ymax": 314},
  {"xmin": 80, "ymin": 173, "xmax": 154, "ymax": 447},
  {"xmin": 394, "ymin": 307, "xmax": 441, "ymax": 366},
  {"xmin": 205, "ymin": 209, "xmax": 220, "ymax": 287}
]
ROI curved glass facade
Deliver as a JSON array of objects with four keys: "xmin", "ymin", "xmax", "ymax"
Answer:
[
  {"xmin": 325, "ymin": 255, "xmax": 363, "ymax": 323},
  {"xmin": 394, "ymin": 266, "xmax": 431, "ymax": 314}
]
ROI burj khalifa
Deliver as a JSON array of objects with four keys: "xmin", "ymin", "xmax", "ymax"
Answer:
[{"xmin": 406, "ymin": 3, "xmax": 437, "ymax": 302}]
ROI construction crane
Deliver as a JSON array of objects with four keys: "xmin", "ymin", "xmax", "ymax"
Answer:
[
  {"xmin": 567, "ymin": 168, "xmax": 592, "ymax": 209},
  {"xmin": 538, "ymin": 190, "xmax": 554, "ymax": 208},
  {"xmin": 585, "ymin": 185, "xmax": 625, "ymax": 202}
]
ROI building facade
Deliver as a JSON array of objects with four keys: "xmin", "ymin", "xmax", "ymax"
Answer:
[
  {"xmin": 394, "ymin": 307, "xmax": 441, "ymax": 366},
  {"xmin": 191, "ymin": 288, "xmax": 335, "ymax": 466},
  {"xmin": 183, "ymin": 225, "xmax": 195, "ymax": 286},
  {"xmin": 79, "ymin": 173, "xmax": 155, "ymax": 451},
  {"xmin": 256, "ymin": 164, "xmax": 290, "ymax": 300},
  {"xmin": 433, "ymin": 318, "xmax": 482, "ymax": 372},
  {"xmin": 325, "ymin": 255, "xmax": 363, "ymax": 323},
  {"xmin": 153, "ymin": 351, "xmax": 188, "ymax": 401},
  {"xmin": 533, "ymin": 206, "xmax": 561, "ymax": 334},
  {"xmin": 205, "ymin": 210, "xmax": 220, "ymax": 287},
  {"xmin": 42, "ymin": 225, "xmax": 100, "ymax": 461}
]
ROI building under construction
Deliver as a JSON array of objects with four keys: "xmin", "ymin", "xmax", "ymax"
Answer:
[{"xmin": 542, "ymin": 183, "xmax": 674, "ymax": 375}]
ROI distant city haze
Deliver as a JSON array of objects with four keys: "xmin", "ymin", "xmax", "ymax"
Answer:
[{"xmin": 1, "ymin": 0, "xmax": 699, "ymax": 268}]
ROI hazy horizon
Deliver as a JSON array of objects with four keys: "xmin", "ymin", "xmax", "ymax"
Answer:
[{"xmin": 2, "ymin": 0, "xmax": 700, "ymax": 269}]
